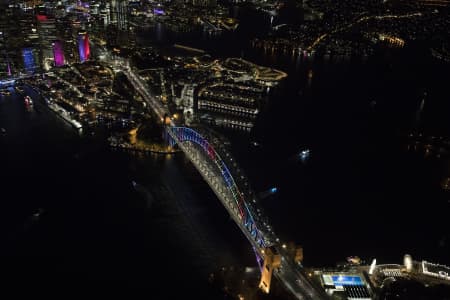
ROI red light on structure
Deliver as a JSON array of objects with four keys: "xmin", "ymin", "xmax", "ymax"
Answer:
[
  {"xmin": 36, "ymin": 14, "xmax": 48, "ymax": 22},
  {"xmin": 84, "ymin": 33, "xmax": 90, "ymax": 60}
]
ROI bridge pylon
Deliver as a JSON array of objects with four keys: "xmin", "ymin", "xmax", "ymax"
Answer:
[
  {"xmin": 285, "ymin": 242, "xmax": 303, "ymax": 264},
  {"xmin": 259, "ymin": 246, "xmax": 281, "ymax": 294},
  {"xmin": 259, "ymin": 243, "xmax": 304, "ymax": 294}
]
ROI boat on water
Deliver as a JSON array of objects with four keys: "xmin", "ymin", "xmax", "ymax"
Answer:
[
  {"xmin": 299, "ymin": 148, "xmax": 311, "ymax": 162},
  {"xmin": 24, "ymin": 96, "xmax": 34, "ymax": 112},
  {"xmin": 33, "ymin": 208, "xmax": 44, "ymax": 218},
  {"xmin": 132, "ymin": 180, "xmax": 145, "ymax": 191},
  {"xmin": 47, "ymin": 102, "xmax": 82, "ymax": 130},
  {"xmin": 24, "ymin": 95, "xmax": 33, "ymax": 106},
  {"xmin": 30, "ymin": 208, "xmax": 45, "ymax": 222},
  {"xmin": 251, "ymin": 140, "xmax": 261, "ymax": 147}
]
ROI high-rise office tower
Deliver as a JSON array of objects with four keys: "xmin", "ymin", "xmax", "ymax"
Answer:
[
  {"xmin": 77, "ymin": 32, "xmax": 90, "ymax": 62},
  {"xmin": 52, "ymin": 40, "xmax": 64, "ymax": 66},
  {"xmin": 22, "ymin": 48, "xmax": 38, "ymax": 74},
  {"xmin": 37, "ymin": 16, "xmax": 57, "ymax": 70},
  {"xmin": 110, "ymin": 0, "xmax": 127, "ymax": 31}
]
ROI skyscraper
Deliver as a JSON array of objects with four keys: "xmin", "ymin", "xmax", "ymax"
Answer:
[
  {"xmin": 84, "ymin": 33, "xmax": 90, "ymax": 60},
  {"xmin": 22, "ymin": 48, "xmax": 37, "ymax": 74},
  {"xmin": 77, "ymin": 32, "xmax": 90, "ymax": 62},
  {"xmin": 37, "ymin": 16, "xmax": 57, "ymax": 70},
  {"xmin": 110, "ymin": 0, "xmax": 128, "ymax": 31},
  {"xmin": 52, "ymin": 40, "xmax": 64, "ymax": 67}
]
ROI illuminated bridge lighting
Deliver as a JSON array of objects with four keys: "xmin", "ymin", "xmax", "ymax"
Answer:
[
  {"xmin": 107, "ymin": 55, "xmax": 326, "ymax": 299},
  {"xmin": 167, "ymin": 126, "xmax": 268, "ymax": 248}
]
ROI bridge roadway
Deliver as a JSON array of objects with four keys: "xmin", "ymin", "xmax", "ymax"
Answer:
[
  {"xmin": 111, "ymin": 59, "xmax": 328, "ymax": 300},
  {"xmin": 108, "ymin": 57, "xmax": 171, "ymax": 125}
]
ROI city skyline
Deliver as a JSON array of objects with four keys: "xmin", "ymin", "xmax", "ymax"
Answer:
[{"xmin": 0, "ymin": 0, "xmax": 449, "ymax": 299}]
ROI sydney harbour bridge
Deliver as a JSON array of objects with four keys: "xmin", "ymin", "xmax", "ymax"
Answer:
[
  {"xmin": 108, "ymin": 56, "xmax": 328, "ymax": 300},
  {"xmin": 165, "ymin": 126, "xmax": 327, "ymax": 300}
]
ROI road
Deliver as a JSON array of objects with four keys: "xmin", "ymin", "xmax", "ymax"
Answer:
[{"xmin": 104, "ymin": 55, "xmax": 174, "ymax": 126}]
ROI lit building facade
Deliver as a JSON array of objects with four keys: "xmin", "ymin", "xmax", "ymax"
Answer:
[
  {"xmin": 37, "ymin": 16, "xmax": 57, "ymax": 70},
  {"xmin": 197, "ymin": 83, "xmax": 266, "ymax": 131},
  {"xmin": 22, "ymin": 48, "xmax": 38, "ymax": 74},
  {"xmin": 77, "ymin": 32, "xmax": 90, "ymax": 62},
  {"xmin": 110, "ymin": 0, "xmax": 128, "ymax": 30},
  {"xmin": 52, "ymin": 40, "xmax": 64, "ymax": 66}
]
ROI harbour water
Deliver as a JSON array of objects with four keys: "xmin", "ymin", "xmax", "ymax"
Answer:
[
  {"xmin": 136, "ymin": 10, "xmax": 450, "ymax": 268},
  {"xmin": 229, "ymin": 44, "xmax": 450, "ymax": 267},
  {"xmin": 0, "ymin": 87, "xmax": 251, "ymax": 296},
  {"xmin": 1, "ymin": 7, "xmax": 449, "ymax": 297}
]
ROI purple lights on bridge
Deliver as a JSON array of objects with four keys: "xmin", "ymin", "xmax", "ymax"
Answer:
[{"xmin": 167, "ymin": 126, "xmax": 267, "ymax": 249}]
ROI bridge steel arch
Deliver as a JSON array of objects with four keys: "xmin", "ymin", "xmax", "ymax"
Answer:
[
  {"xmin": 166, "ymin": 126, "xmax": 328, "ymax": 300},
  {"xmin": 166, "ymin": 126, "xmax": 272, "ymax": 250}
]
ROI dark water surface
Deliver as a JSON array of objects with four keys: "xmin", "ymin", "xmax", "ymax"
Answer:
[
  {"xmin": 0, "ymin": 87, "xmax": 251, "ymax": 296},
  {"xmin": 1, "ymin": 7, "xmax": 449, "ymax": 297},
  {"xmin": 136, "ymin": 11, "xmax": 450, "ymax": 268}
]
